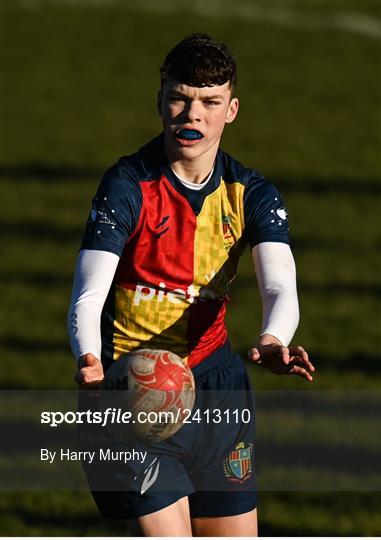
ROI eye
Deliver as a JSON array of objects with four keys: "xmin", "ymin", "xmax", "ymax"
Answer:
[
  {"xmin": 169, "ymin": 96, "xmax": 185, "ymax": 102},
  {"xmin": 204, "ymin": 100, "xmax": 220, "ymax": 106}
]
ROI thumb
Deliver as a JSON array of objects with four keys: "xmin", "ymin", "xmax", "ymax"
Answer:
[{"xmin": 248, "ymin": 348, "xmax": 261, "ymax": 362}]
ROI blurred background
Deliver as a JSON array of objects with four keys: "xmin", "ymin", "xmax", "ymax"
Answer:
[{"xmin": 0, "ymin": 0, "xmax": 380, "ymax": 535}]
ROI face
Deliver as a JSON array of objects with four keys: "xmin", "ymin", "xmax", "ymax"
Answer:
[{"xmin": 158, "ymin": 78, "xmax": 239, "ymax": 163}]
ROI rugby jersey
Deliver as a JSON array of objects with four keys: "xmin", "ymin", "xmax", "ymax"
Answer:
[{"xmin": 81, "ymin": 133, "xmax": 289, "ymax": 369}]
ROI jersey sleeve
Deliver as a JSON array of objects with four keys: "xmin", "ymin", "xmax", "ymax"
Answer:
[
  {"xmin": 243, "ymin": 174, "xmax": 290, "ymax": 247},
  {"xmin": 80, "ymin": 160, "xmax": 142, "ymax": 256}
]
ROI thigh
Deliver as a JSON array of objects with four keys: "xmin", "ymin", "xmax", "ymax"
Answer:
[
  {"xmin": 77, "ymin": 392, "xmax": 195, "ymax": 520},
  {"xmin": 138, "ymin": 496, "xmax": 192, "ymax": 537},
  {"xmin": 192, "ymin": 508, "xmax": 258, "ymax": 537},
  {"xmin": 188, "ymin": 351, "xmax": 257, "ymax": 519},
  {"xmin": 190, "ymin": 356, "xmax": 256, "ymax": 501}
]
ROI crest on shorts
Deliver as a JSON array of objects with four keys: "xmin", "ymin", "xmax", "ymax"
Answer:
[{"xmin": 223, "ymin": 442, "xmax": 253, "ymax": 483}]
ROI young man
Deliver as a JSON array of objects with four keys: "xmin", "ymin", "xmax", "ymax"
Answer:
[{"xmin": 68, "ymin": 34, "xmax": 315, "ymax": 537}]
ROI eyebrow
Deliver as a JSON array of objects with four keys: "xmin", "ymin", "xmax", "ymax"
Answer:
[
  {"xmin": 202, "ymin": 94, "xmax": 224, "ymax": 100},
  {"xmin": 168, "ymin": 91, "xmax": 224, "ymax": 100}
]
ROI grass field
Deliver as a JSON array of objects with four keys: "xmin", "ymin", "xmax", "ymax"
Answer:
[{"xmin": 1, "ymin": 0, "xmax": 380, "ymax": 536}]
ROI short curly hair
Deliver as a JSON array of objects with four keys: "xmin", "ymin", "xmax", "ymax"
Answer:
[{"xmin": 160, "ymin": 33, "xmax": 237, "ymax": 92}]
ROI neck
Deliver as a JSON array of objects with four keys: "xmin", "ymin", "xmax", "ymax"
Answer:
[{"xmin": 164, "ymin": 140, "xmax": 218, "ymax": 184}]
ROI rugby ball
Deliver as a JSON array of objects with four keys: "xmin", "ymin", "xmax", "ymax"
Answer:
[{"xmin": 101, "ymin": 349, "xmax": 195, "ymax": 443}]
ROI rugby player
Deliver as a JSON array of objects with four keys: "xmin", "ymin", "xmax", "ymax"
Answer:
[{"xmin": 68, "ymin": 33, "xmax": 315, "ymax": 537}]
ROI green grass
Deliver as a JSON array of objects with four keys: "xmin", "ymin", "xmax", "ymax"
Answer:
[
  {"xmin": 259, "ymin": 492, "xmax": 381, "ymax": 536},
  {"xmin": 1, "ymin": 0, "xmax": 380, "ymax": 535}
]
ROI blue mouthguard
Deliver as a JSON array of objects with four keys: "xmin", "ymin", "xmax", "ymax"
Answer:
[{"xmin": 177, "ymin": 129, "xmax": 203, "ymax": 140}]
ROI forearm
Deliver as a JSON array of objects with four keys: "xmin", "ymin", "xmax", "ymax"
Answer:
[
  {"xmin": 68, "ymin": 249, "xmax": 120, "ymax": 362},
  {"xmin": 252, "ymin": 242, "xmax": 300, "ymax": 346}
]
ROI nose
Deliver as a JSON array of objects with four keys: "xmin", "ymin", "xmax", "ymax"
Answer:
[{"xmin": 184, "ymin": 100, "xmax": 202, "ymax": 122}]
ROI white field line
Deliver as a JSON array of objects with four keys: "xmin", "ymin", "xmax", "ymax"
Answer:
[{"xmin": 18, "ymin": 0, "xmax": 381, "ymax": 40}]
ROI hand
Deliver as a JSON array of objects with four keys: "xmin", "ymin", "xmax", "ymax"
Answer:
[
  {"xmin": 248, "ymin": 338, "xmax": 315, "ymax": 382},
  {"xmin": 75, "ymin": 353, "xmax": 104, "ymax": 389}
]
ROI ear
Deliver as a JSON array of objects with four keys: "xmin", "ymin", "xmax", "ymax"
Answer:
[
  {"xmin": 157, "ymin": 89, "xmax": 163, "ymax": 116},
  {"xmin": 225, "ymin": 97, "xmax": 239, "ymax": 124}
]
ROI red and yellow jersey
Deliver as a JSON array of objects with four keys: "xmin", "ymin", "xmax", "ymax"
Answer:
[{"xmin": 81, "ymin": 134, "xmax": 289, "ymax": 369}]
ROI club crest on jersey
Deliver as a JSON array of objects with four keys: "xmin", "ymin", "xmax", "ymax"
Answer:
[
  {"xmin": 223, "ymin": 442, "xmax": 253, "ymax": 483},
  {"xmin": 89, "ymin": 205, "xmax": 116, "ymax": 227},
  {"xmin": 222, "ymin": 215, "xmax": 234, "ymax": 249}
]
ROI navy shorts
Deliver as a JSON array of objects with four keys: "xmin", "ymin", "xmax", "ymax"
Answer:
[{"xmin": 78, "ymin": 341, "xmax": 257, "ymax": 519}]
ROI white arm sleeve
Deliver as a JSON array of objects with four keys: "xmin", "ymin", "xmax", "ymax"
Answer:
[
  {"xmin": 67, "ymin": 249, "xmax": 120, "ymax": 361},
  {"xmin": 252, "ymin": 242, "xmax": 300, "ymax": 346}
]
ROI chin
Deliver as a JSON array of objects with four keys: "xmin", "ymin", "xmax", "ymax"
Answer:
[{"xmin": 177, "ymin": 146, "xmax": 204, "ymax": 160}]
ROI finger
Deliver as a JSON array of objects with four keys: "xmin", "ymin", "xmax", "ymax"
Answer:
[
  {"xmin": 78, "ymin": 377, "xmax": 103, "ymax": 388},
  {"xmin": 290, "ymin": 351, "xmax": 315, "ymax": 372},
  {"xmin": 292, "ymin": 346, "xmax": 315, "ymax": 370},
  {"xmin": 296, "ymin": 346, "xmax": 311, "ymax": 368},
  {"xmin": 248, "ymin": 348, "xmax": 261, "ymax": 363},
  {"xmin": 82, "ymin": 373, "xmax": 104, "ymax": 385},
  {"xmin": 75, "ymin": 366, "xmax": 102, "ymax": 385},
  {"xmin": 289, "ymin": 364, "xmax": 314, "ymax": 381},
  {"xmin": 280, "ymin": 346, "xmax": 290, "ymax": 365},
  {"xmin": 289, "ymin": 345, "xmax": 307, "ymax": 359},
  {"xmin": 304, "ymin": 358, "xmax": 315, "ymax": 372},
  {"xmin": 81, "ymin": 380, "xmax": 102, "ymax": 388},
  {"xmin": 289, "ymin": 346, "xmax": 304, "ymax": 357}
]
